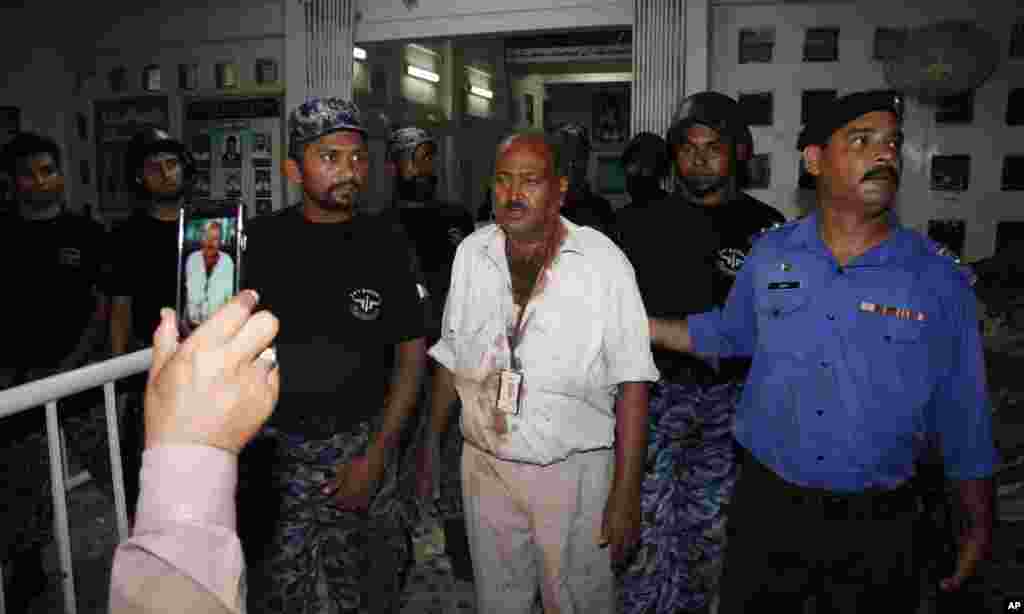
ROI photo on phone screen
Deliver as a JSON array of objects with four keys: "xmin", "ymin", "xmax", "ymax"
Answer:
[{"xmin": 176, "ymin": 202, "xmax": 244, "ymax": 337}]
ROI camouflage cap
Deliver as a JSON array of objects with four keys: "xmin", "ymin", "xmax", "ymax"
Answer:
[
  {"xmin": 288, "ymin": 97, "xmax": 366, "ymax": 153},
  {"xmin": 386, "ymin": 126, "xmax": 435, "ymax": 162}
]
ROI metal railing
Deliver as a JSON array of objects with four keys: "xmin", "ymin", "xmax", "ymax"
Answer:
[{"xmin": 0, "ymin": 349, "xmax": 152, "ymax": 614}]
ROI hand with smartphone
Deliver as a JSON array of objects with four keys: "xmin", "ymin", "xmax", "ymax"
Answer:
[{"xmin": 176, "ymin": 201, "xmax": 245, "ymax": 338}]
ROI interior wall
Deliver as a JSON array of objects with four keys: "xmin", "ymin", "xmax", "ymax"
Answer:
[{"xmin": 711, "ymin": 0, "xmax": 1024, "ymax": 261}]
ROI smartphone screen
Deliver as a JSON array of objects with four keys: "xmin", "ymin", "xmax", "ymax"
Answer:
[{"xmin": 176, "ymin": 201, "xmax": 245, "ymax": 337}]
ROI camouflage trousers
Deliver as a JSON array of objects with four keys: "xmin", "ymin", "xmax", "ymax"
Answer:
[
  {"xmin": 0, "ymin": 385, "xmax": 115, "ymax": 561},
  {"xmin": 239, "ymin": 422, "xmax": 415, "ymax": 614}
]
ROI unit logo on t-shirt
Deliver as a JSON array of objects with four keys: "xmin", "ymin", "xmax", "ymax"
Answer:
[
  {"xmin": 58, "ymin": 247, "xmax": 82, "ymax": 268},
  {"xmin": 717, "ymin": 247, "xmax": 747, "ymax": 277},
  {"xmin": 350, "ymin": 288, "xmax": 383, "ymax": 321}
]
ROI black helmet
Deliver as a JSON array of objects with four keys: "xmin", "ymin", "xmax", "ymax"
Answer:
[
  {"xmin": 666, "ymin": 91, "xmax": 754, "ymax": 162},
  {"xmin": 128, "ymin": 126, "xmax": 195, "ymax": 186}
]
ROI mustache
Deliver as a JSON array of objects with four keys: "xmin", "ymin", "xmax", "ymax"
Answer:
[{"xmin": 862, "ymin": 166, "xmax": 899, "ymax": 182}]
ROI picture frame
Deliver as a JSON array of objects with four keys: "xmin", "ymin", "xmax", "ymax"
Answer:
[
  {"xmin": 1008, "ymin": 88, "xmax": 1024, "ymax": 126},
  {"xmin": 255, "ymin": 58, "xmax": 278, "ymax": 85},
  {"xmin": 934, "ymin": 90, "xmax": 974, "ymax": 124},
  {"xmin": 803, "ymin": 28, "xmax": 840, "ymax": 62},
  {"xmin": 873, "ymin": 27, "xmax": 908, "ymax": 61},
  {"xmin": 801, "ymin": 89, "xmax": 837, "ymax": 125},
  {"xmin": 108, "ymin": 66, "xmax": 127, "ymax": 93},
  {"xmin": 738, "ymin": 92, "xmax": 773, "ymax": 126},
  {"xmin": 1010, "ymin": 21, "xmax": 1024, "ymax": 59},
  {"xmin": 1002, "ymin": 155, "xmax": 1024, "ymax": 191},
  {"xmin": 593, "ymin": 87, "xmax": 629, "ymax": 145},
  {"xmin": 739, "ymin": 27, "xmax": 775, "ymax": 64},
  {"xmin": 179, "ymin": 64, "xmax": 199, "ymax": 91},
  {"xmin": 927, "ymin": 218, "xmax": 966, "ymax": 260},
  {"xmin": 746, "ymin": 153, "xmax": 772, "ymax": 189},
  {"xmin": 930, "ymin": 154, "xmax": 971, "ymax": 192},
  {"xmin": 216, "ymin": 63, "xmax": 239, "ymax": 89},
  {"xmin": 142, "ymin": 64, "xmax": 162, "ymax": 92},
  {"xmin": 524, "ymin": 93, "xmax": 535, "ymax": 127}
]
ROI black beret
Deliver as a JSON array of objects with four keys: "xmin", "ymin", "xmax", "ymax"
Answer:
[{"xmin": 796, "ymin": 90, "xmax": 903, "ymax": 151}]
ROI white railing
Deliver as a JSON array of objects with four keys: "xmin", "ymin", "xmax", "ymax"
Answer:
[{"xmin": 0, "ymin": 349, "xmax": 152, "ymax": 614}]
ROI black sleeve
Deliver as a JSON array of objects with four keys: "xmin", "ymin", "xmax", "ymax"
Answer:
[{"xmin": 384, "ymin": 223, "xmax": 429, "ymax": 343}]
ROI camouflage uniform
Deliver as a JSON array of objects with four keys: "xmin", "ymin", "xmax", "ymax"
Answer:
[{"xmin": 240, "ymin": 420, "xmax": 415, "ymax": 614}]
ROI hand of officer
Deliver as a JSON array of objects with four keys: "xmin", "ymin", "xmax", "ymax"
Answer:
[
  {"xmin": 324, "ymin": 455, "xmax": 384, "ymax": 512},
  {"xmin": 144, "ymin": 290, "xmax": 280, "ymax": 454}
]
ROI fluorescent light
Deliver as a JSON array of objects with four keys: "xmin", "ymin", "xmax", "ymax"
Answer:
[
  {"xmin": 353, "ymin": 47, "xmax": 367, "ymax": 61},
  {"xmin": 470, "ymin": 85, "xmax": 494, "ymax": 99},
  {"xmin": 407, "ymin": 65, "xmax": 440, "ymax": 83}
]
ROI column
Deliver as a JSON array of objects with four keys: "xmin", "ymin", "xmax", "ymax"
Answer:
[
  {"xmin": 285, "ymin": 0, "xmax": 357, "ymax": 112},
  {"xmin": 631, "ymin": 0, "xmax": 687, "ymax": 137}
]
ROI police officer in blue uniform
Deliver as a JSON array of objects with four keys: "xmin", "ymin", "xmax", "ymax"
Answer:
[{"xmin": 649, "ymin": 90, "xmax": 997, "ymax": 613}]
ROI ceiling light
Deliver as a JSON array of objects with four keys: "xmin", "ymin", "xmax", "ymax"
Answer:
[
  {"xmin": 353, "ymin": 47, "xmax": 367, "ymax": 61},
  {"xmin": 407, "ymin": 65, "xmax": 440, "ymax": 83},
  {"xmin": 470, "ymin": 85, "xmax": 494, "ymax": 99}
]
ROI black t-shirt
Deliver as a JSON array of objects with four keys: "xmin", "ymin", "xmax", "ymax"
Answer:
[
  {"xmin": 617, "ymin": 194, "xmax": 720, "ymax": 382},
  {"xmin": 6, "ymin": 212, "xmax": 107, "ymax": 369},
  {"xmin": 244, "ymin": 205, "xmax": 427, "ymax": 439},
  {"xmin": 704, "ymin": 192, "xmax": 786, "ymax": 307},
  {"xmin": 561, "ymin": 189, "xmax": 617, "ymax": 239},
  {"xmin": 107, "ymin": 213, "xmax": 181, "ymax": 345},
  {"xmin": 391, "ymin": 201, "xmax": 473, "ymax": 308}
]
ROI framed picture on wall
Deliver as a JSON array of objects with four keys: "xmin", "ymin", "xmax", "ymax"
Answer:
[
  {"xmin": 1010, "ymin": 21, "xmax": 1024, "ymax": 59},
  {"xmin": 935, "ymin": 91, "xmax": 974, "ymax": 124},
  {"xmin": 739, "ymin": 27, "xmax": 775, "ymax": 64},
  {"xmin": 747, "ymin": 153, "xmax": 771, "ymax": 189},
  {"xmin": 801, "ymin": 89, "xmax": 837, "ymax": 125},
  {"xmin": 142, "ymin": 65, "xmax": 162, "ymax": 92},
  {"xmin": 179, "ymin": 64, "xmax": 199, "ymax": 91},
  {"xmin": 738, "ymin": 92, "xmax": 773, "ymax": 126},
  {"xmin": 804, "ymin": 28, "xmax": 840, "ymax": 62},
  {"xmin": 930, "ymin": 154, "xmax": 971, "ymax": 192},
  {"xmin": 524, "ymin": 93, "xmax": 535, "ymax": 127},
  {"xmin": 1008, "ymin": 88, "xmax": 1024, "ymax": 126},
  {"xmin": 216, "ymin": 63, "xmax": 239, "ymax": 89},
  {"xmin": 593, "ymin": 88, "xmax": 629, "ymax": 145},
  {"xmin": 255, "ymin": 59, "xmax": 278, "ymax": 85},
  {"xmin": 873, "ymin": 27, "xmax": 908, "ymax": 61},
  {"xmin": 927, "ymin": 218, "xmax": 966, "ymax": 259},
  {"xmin": 1003, "ymin": 155, "xmax": 1024, "ymax": 191}
]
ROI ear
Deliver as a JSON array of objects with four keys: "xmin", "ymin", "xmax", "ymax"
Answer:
[
  {"xmin": 283, "ymin": 158, "xmax": 303, "ymax": 185},
  {"xmin": 801, "ymin": 145, "xmax": 824, "ymax": 177}
]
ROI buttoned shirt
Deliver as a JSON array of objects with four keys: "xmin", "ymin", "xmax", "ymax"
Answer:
[
  {"xmin": 689, "ymin": 212, "xmax": 997, "ymax": 492},
  {"xmin": 430, "ymin": 218, "xmax": 660, "ymax": 465},
  {"xmin": 185, "ymin": 250, "xmax": 235, "ymax": 326}
]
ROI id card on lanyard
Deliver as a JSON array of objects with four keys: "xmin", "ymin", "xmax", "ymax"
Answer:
[{"xmin": 497, "ymin": 236, "xmax": 552, "ymax": 416}]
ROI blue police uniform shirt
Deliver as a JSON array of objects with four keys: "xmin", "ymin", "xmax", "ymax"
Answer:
[{"xmin": 689, "ymin": 212, "xmax": 997, "ymax": 492}]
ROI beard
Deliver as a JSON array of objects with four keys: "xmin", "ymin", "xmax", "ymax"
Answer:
[
  {"xmin": 396, "ymin": 175, "xmax": 438, "ymax": 203},
  {"xmin": 311, "ymin": 180, "xmax": 361, "ymax": 212},
  {"xmin": 679, "ymin": 173, "xmax": 727, "ymax": 197}
]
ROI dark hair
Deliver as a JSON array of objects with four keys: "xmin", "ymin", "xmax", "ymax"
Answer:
[
  {"xmin": 495, "ymin": 131, "xmax": 566, "ymax": 178},
  {"xmin": 2, "ymin": 132, "xmax": 62, "ymax": 179}
]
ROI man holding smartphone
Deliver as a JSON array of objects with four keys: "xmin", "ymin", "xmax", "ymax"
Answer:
[{"xmin": 240, "ymin": 97, "xmax": 427, "ymax": 613}]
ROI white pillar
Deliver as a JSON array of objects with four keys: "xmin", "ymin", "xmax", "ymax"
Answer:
[
  {"xmin": 631, "ymin": 0, "xmax": 687, "ymax": 138},
  {"xmin": 285, "ymin": 0, "xmax": 357, "ymax": 111}
]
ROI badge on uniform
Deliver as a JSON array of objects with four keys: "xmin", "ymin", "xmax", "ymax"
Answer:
[
  {"xmin": 495, "ymin": 368, "xmax": 523, "ymax": 416},
  {"xmin": 859, "ymin": 301, "xmax": 927, "ymax": 321}
]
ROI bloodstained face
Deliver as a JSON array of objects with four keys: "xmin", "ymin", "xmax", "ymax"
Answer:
[
  {"xmin": 493, "ymin": 136, "xmax": 567, "ymax": 242},
  {"xmin": 202, "ymin": 222, "xmax": 222, "ymax": 271},
  {"xmin": 805, "ymin": 110, "xmax": 902, "ymax": 217},
  {"xmin": 673, "ymin": 123, "xmax": 732, "ymax": 198},
  {"xmin": 297, "ymin": 130, "xmax": 370, "ymax": 216}
]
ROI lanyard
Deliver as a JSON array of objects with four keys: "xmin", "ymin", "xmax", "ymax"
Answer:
[{"xmin": 504, "ymin": 235, "xmax": 554, "ymax": 371}]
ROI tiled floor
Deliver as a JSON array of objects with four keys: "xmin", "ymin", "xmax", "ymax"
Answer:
[{"xmin": 17, "ymin": 479, "xmax": 1024, "ymax": 614}]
